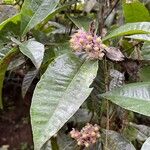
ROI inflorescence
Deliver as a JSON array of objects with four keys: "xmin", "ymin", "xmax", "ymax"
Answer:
[
  {"xmin": 70, "ymin": 123, "xmax": 100, "ymax": 147},
  {"xmin": 70, "ymin": 29, "xmax": 106, "ymax": 60}
]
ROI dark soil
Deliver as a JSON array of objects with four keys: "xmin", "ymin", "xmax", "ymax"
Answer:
[{"xmin": 0, "ymin": 71, "xmax": 34, "ymax": 150}]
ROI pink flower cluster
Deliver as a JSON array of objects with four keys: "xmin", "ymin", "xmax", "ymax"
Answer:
[
  {"xmin": 70, "ymin": 123, "xmax": 100, "ymax": 147},
  {"xmin": 70, "ymin": 29, "xmax": 105, "ymax": 59}
]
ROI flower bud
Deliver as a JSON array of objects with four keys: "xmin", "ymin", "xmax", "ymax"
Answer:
[
  {"xmin": 92, "ymin": 139, "xmax": 96, "ymax": 144},
  {"xmin": 70, "ymin": 38, "xmax": 75, "ymax": 43},
  {"xmin": 96, "ymin": 133, "xmax": 100, "ymax": 138},
  {"xmin": 82, "ymin": 133, "xmax": 88, "ymax": 138},
  {"xmin": 85, "ymin": 44, "xmax": 92, "ymax": 51},
  {"xmin": 91, "ymin": 131, "xmax": 96, "ymax": 136},
  {"xmin": 87, "ymin": 35, "xmax": 93, "ymax": 41},
  {"xmin": 85, "ymin": 142, "xmax": 90, "ymax": 147},
  {"xmin": 94, "ymin": 46, "xmax": 99, "ymax": 51},
  {"xmin": 79, "ymin": 38, "xmax": 84, "ymax": 44},
  {"xmin": 73, "ymin": 45, "xmax": 80, "ymax": 51},
  {"xmin": 94, "ymin": 126, "xmax": 99, "ymax": 131},
  {"xmin": 96, "ymin": 37, "xmax": 101, "ymax": 43},
  {"xmin": 99, "ymin": 53, "xmax": 105, "ymax": 58},
  {"xmin": 77, "ymin": 141, "xmax": 82, "ymax": 145}
]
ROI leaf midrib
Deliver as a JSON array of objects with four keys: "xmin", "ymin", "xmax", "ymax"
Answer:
[
  {"xmin": 105, "ymin": 94, "xmax": 150, "ymax": 102},
  {"xmin": 40, "ymin": 59, "xmax": 94, "ymax": 146}
]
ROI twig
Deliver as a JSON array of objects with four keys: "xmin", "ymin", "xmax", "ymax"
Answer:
[
  {"xmin": 104, "ymin": 57, "xmax": 110, "ymax": 148},
  {"xmin": 104, "ymin": 0, "xmax": 120, "ymax": 22},
  {"xmin": 97, "ymin": 0, "xmax": 104, "ymax": 36}
]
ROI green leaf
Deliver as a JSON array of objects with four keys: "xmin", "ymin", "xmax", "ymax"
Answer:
[
  {"xmin": 87, "ymin": 61, "xmax": 106, "ymax": 119},
  {"xmin": 22, "ymin": 69, "xmax": 38, "ymax": 98},
  {"xmin": 11, "ymin": 38, "xmax": 45, "ymax": 69},
  {"xmin": 0, "ymin": 14, "xmax": 20, "ymax": 31},
  {"xmin": 139, "ymin": 66, "xmax": 150, "ymax": 82},
  {"xmin": 100, "ymin": 82, "xmax": 150, "ymax": 117},
  {"xmin": 119, "ymin": 39, "xmax": 134, "ymax": 56},
  {"xmin": 0, "ymin": 5, "xmax": 18, "ymax": 23},
  {"xmin": 102, "ymin": 130, "xmax": 136, "ymax": 150},
  {"xmin": 122, "ymin": 0, "xmax": 150, "ymax": 23},
  {"xmin": 125, "ymin": 34, "xmax": 150, "ymax": 42},
  {"xmin": 54, "ymin": 42, "xmax": 71, "ymax": 56},
  {"xmin": 103, "ymin": 22, "xmax": 150, "ymax": 41},
  {"xmin": 7, "ymin": 54, "xmax": 25, "ymax": 70},
  {"xmin": 68, "ymin": 16, "xmax": 96, "ymax": 31},
  {"xmin": 20, "ymin": 0, "xmax": 60, "ymax": 36},
  {"xmin": 141, "ymin": 42, "xmax": 150, "ymax": 60},
  {"xmin": 0, "ymin": 48, "xmax": 19, "ymax": 109},
  {"xmin": 31, "ymin": 53, "xmax": 98, "ymax": 149},
  {"xmin": 0, "ymin": 14, "xmax": 20, "ymax": 43},
  {"xmin": 2, "ymin": 0, "xmax": 15, "ymax": 4},
  {"xmin": 141, "ymin": 137, "xmax": 150, "ymax": 150}
]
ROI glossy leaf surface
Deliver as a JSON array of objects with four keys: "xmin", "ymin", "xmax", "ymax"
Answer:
[
  {"xmin": 141, "ymin": 42, "xmax": 150, "ymax": 60},
  {"xmin": 141, "ymin": 137, "xmax": 150, "ymax": 150},
  {"xmin": 102, "ymin": 130, "xmax": 136, "ymax": 150},
  {"xmin": 0, "ymin": 48, "xmax": 19, "ymax": 109},
  {"xmin": 103, "ymin": 22, "xmax": 150, "ymax": 41},
  {"xmin": 123, "ymin": 0, "xmax": 150, "ymax": 23},
  {"xmin": 31, "ymin": 53, "xmax": 98, "ymax": 149},
  {"xmin": 125, "ymin": 34, "xmax": 150, "ymax": 42},
  {"xmin": 12, "ymin": 38, "xmax": 45, "ymax": 69},
  {"xmin": 21, "ymin": 0, "xmax": 60, "ymax": 35},
  {"xmin": 101, "ymin": 82, "xmax": 150, "ymax": 116}
]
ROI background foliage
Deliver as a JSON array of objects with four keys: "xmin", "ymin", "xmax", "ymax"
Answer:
[{"xmin": 0, "ymin": 0, "xmax": 150, "ymax": 150}]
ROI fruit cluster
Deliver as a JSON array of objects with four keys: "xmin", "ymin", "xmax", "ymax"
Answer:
[{"xmin": 70, "ymin": 123, "xmax": 100, "ymax": 147}]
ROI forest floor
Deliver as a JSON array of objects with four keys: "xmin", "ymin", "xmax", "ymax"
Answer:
[{"xmin": 0, "ymin": 72, "xmax": 34, "ymax": 150}]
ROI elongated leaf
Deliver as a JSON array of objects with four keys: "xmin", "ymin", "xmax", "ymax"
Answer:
[
  {"xmin": 141, "ymin": 137, "xmax": 150, "ymax": 150},
  {"xmin": 0, "ymin": 48, "xmax": 19, "ymax": 109},
  {"xmin": 130, "ymin": 122, "xmax": 150, "ymax": 141},
  {"xmin": 12, "ymin": 38, "xmax": 45, "ymax": 69},
  {"xmin": 22, "ymin": 69, "xmax": 38, "ymax": 98},
  {"xmin": 0, "ymin": 14, "xmax": 20, "ymax": 43},
  {"xmin": 21, "ymin": 0, "xmax": 60, "ymax": 35},
  {"xmin": 100, "ymin": 82, "xmax": 150, "ymax": 117},
  {"xmin": 0, "ymin": 13, "xmax": 20, "ymax": 30},
  {"xmin": 125, "ymin": 34, "xmax": 150, "ymax": 42},
  {"xmin": 31, "ymin": 53, "xmax": 98, "ymax": 149},
  {"xmin": 68, "ymin": 16, "xmax": 96, "ymax": 31},
  {"xmin": 139, "ymin": 66, "xmax": 150, "ymax": 81},
  {"xmin": 84, "ymin": 0, "xmax": 97, "ymax": 13},
  {"xmin": 123, "ymin": 0, "xmax": 150, "ymax": 23},
  {"xmin": 102, "ymin": 130, "xmax": 136, "ymax": 150},
  {"xmin": 141, "ymin": 42, "xmax": 150, "ymax": 60},
  {"xmin": 0, "ymin": 5, "xmax": 18, "ymax": 23},
  {"xmin": 8, "ymin": 54, "xmax": 25, "ymax": 70},
  {"xmin": 103, "ymin": 22, "xmax": 150, "ymax": 41}
]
